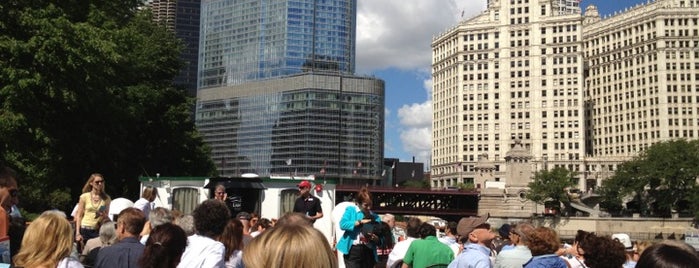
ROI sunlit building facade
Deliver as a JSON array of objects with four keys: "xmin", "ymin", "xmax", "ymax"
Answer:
[
  {"xmin": 195, "ymin": 0, "xmax": 385, "ymax": 179},
  {"xmin": 431, "ymin": 0, "xmax": 699, "ymax": 191},
  {"xmin": 198, "ymin": 0, "xmax": 356, "ymax": 88}
]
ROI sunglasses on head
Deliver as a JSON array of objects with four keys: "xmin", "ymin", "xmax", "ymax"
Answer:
[{"xmin": 94, "ymin": 180, "xmax": 104, "ymax": 184}]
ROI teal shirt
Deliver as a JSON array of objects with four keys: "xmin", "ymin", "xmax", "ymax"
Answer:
[{"xmin": 404, "ymin": 236, "xmax": 455, "ymax": 268}]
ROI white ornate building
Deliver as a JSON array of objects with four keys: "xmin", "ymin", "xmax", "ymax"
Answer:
[{"xmin": 431, "ymin": 0, "xmax": 699, "ymax": 195}]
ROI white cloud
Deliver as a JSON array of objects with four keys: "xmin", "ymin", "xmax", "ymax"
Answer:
[
  {"xmin": 399, "ymin": 127, "xmax": 431, "ymax": 165},
  {"xmin": 355, "ymin": 0, "xmax": 487, "ymax": 168},
  {"xmin": 397, "ymin": 101, "xmax": 432, "ymax": 166},
  {"xmin": 356, "ymin": 0, "xmax": 487, "ymax": 73},
  {"xmin": 397, "ymin": 102, "xmax": 431, "ymax": 128}
]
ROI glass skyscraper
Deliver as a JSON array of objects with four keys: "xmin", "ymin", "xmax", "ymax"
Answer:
[
  {"xmin": 198, "ymin": 0, "xmax": 356, "ymax": 88},
  {"xmin": 196, "ymin": 0, "xmax": 384, "ymax": 180}
]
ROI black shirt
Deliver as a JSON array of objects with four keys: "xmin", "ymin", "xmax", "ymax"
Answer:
[{"xmin": 293, "ymin": 195, "xmax": 322, "ymax": 222}]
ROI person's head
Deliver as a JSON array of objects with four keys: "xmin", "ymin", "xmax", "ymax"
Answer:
[
  {"xmin": 220, "ymin": 219, "xmax": 244, "ymax": 259},
  {"xmin": 633, "ymin": 240, "xmax": 653, "ymax": 262},
  {"xmin": 636, "ymin": 241, "xmax": 699, "ymax": 268},
  {"xmin": 612, "ymin": 233, "xmax": 634, "ymax": 259},
  {"xmin": 445, "ymin": 221, "xmax": 458, "ymax": 237},
  {"xmin": 252, "ymin": 218, "xmax": 272, "ymax": 232},
  {"xmin": 382, "ymin": 213, "xmax": 396, "ymax": 228},
  {"xmin": 526, "ymin": 227, "xmax": 561, "ymax": 256},
  {"xmin": 243, "ymin": 223, "xmax": 338, "ymax": 268},
  {"xmin": 139, "ymin": 223, "xmax": 187, "ymax": 268},
  {"xmin": 249, "ymin": 212, "xmax": 259, "ymax": 227},
  {"xmin": 0, "ymin": 166, "xmax": 19, "ymax": 211},
  {"xmin": 214, "ymin": 184, "xmax": 226, "ymax": 201},
  {"xmin": 175, "ymin": 215, "xmax": 195, "ymax": 236},
  {"xmin": 276, "ymin": 212, "xmax": 312, "ymax": 226},
  {"xmin": 457, "ymin": 214, "xmax": 494, "ymax": 245},
  {"xmin": 581, "ymin": 234, "xmax": 626, "ymax": 268},
  {"xmin": 141, "ymin": 186, "xmax": 157, "ymax": 202},
  {"xmin": 117, "ymin": 207, "xmax": 146, "ymax": 239},
  {"xmin": 511, "ymin": 222, "xmax": 534, "ymax": 246},
  {"xmin": 499, "ymin": 223, "xmax": 512, "ymax": 240},
  {"xmin": 98, "ymin": 221, "xmax": 118, "ymax": 246},
  {"xmin": 236, "ymin": 211, "xmax": 251, "ymax": 230},
  {"xmin": 13, "ymin": 211, "xmax": 73, "ymax": 268},
  {"xmin": 298, "ymin": 180, "xmax": 312, "ymax": 196},
  {"xmin": 356, "ymin": 186, "xmax": 372, "ymax": 212},
  {"xmin": 569, "ymin": 230, "xmax": 594, "ymax": 257},
  {"xmin": 193, "ymin": 199, "xmax": 230, "ymax": 238},
  {"xmin": 418, "ymin": 222, "xmax": 437, "ymax": 239},
  {"xmin": 82, "ymin": 173, "xmax": 105, "ymax": 194},
  {"xmin": 149, "ymin": 207, "xmax": 174, "ymax": 229},
  {"xmin": 405, "ymin": 217, "xmax": 423, "ymax": 238}
]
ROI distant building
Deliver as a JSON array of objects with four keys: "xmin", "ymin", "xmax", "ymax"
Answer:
[
  {"xmin": 147, "ymin": 0, "xmax": 201, "ymax": 96},
  {"xmin": 195, "ymin": 0, "xmax": 384, "ymax": 182},
  {"xmin": 431, "ymin": 0, "xmax": 699, "ymax": 192}
]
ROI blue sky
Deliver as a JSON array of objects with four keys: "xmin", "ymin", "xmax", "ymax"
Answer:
[{"xmin": 354, "ymin": 0, "xmax": 648, "ymax": 169}]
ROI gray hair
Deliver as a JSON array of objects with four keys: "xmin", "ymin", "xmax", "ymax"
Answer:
[
  {"xmin": 176, "ymin": 215, "xmax": 195, "ymax": 236},
  {"xmin": 382, "ymin": 213, "xmax": 395, "ymax": 222},
  {"xmin": 99, "ymin": 221, "xmax": 117, "ymax": 245},
  {"xmin": 148, "ymin": 207, "xmax": 173, "ymax": 228},
  {"xmin": 514, "ymin": 222, "xmax": 535, "ymax": 244}
]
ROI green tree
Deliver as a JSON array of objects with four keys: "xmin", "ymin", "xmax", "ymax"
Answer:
[
  {"xmin": 600, "ymin": 140, "xmax": 699, "ymax": 218},
  {"xmin": 526, "ymin": 167, "xmax": 577, "ymax": 211},
  {"xmin": 0, "ymin": 1, "xmax": 215, "ymax": 213}
]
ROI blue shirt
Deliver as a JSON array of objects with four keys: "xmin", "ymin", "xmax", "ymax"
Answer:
[
  {"xmin": 95, "ymin": 237, "xmax": 144, "ymax": 268},
  {"xmin": 449, "ymin": 243, "xmax": 492, "ymax": 268},
  {"xmin": 495, "ymin": 245, "xmax": 532, "ymax": 268},
  {"xmin": 336, "ymin": 204, "xmax": 381, "ymax": 261},
  {"xmin": 523, "ymin": 254, "xmax": 568, "ymax": 268}
]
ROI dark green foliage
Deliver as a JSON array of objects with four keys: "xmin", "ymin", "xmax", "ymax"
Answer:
[
  {"xmin": 526, "ymin": 167, "xmax": 577, "ymax": 206},
  {"xmin": 0, "ymin": 1, "xmax": 215, "ymax": 213},
  {"xmin": 600, "ymin": 140, "xmax": 699, "ymax": 218}
]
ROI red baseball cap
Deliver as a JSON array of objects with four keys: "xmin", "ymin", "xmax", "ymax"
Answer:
[{"xmin": 298, "ymin": 181, "xmax": 312, "ymax": 188}]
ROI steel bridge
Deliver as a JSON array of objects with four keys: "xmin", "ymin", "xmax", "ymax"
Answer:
[{"xmin": 335, "ymin": 185, "xmax": 479, "ymax": 222}]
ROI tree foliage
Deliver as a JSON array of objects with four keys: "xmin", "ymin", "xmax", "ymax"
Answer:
[
  {"xmin": 600, "ymin": 140, "xmax": 699, "ymax": 218},
  {"xmin": 526, "ymin": 167, "xmax": 577, "ymax": 206},
  {"xmin": 0, "ymin": 1, "xmax": 215, "ymax": 213}
]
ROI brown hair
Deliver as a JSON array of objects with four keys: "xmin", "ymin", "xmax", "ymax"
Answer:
[
  {"xmin": 220, "ymin": 219, "xmax": 245, "ymax": 259},
  {"xmin": 141, "ymin": 186, "xmax": 157, "ymax": 201},
  {"xmin": 526, "ymin": 227, "xmax": 561, "ymax": 256},
  {"xmin": 636, "ymin": 241, "xmax": 699, "ymax": 268},
  {"xmin": 581, "ymin": 235, "xmax": 626, "ymax": 268},
  {"xmin": 118, "ymin": 207, "xmax": 146, "ymax": 236},
  {"xmin": 356, "ymin": 186, "xmax": 372, "ymax": 206},
  {"xmin": 139, "ymin": 223, "xmax": 187, "ymax": 268}
]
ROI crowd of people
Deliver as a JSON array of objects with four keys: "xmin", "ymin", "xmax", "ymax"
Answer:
[
  {"xmin": 381, "ymin": 215, "xmax": 699, "ymax": 268},
  {"xmin": 1, "ymin": 168, "xmax": 698, "ymax": 268}
]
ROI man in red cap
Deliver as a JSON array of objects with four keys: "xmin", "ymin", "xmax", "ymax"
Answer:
[{"xmin": 292, "ymin": 180, "xmax": 323, "ymax": 223}]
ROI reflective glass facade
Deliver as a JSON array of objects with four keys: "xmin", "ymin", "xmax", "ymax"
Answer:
[
  {"xmin": 148, "ymin": 0, "xmax": 201, "ymax": 97},
  {"xmin": 196, "ymin": 74, "xmax": 384, "ymax": 178},
  {"xmin": 199, "ymin": 0, "xmax": 356, "ymax": 88}
]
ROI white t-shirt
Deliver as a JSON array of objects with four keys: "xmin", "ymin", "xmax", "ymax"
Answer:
[
  {"xmin": 386, "ymin": 237, "xmax": 416, "ymax": 268},
  {"xmin": 177, "ymin": 235, "xmax": 226, "ymax": 268}
]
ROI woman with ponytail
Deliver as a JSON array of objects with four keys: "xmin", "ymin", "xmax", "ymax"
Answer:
[{"xmin": 138, "ymin": 223, "xmax": 187, "ymax": 268}]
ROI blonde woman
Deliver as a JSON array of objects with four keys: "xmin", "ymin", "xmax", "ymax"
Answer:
[
  {"xmin": 243, "ymin": 223, "xmax": 337, "ymax": 268},
  {"xmin": 14, "ymin": 211, "xmax": 83, "ymax": 268},
  {"xmin": 75, "ymin": 173, "xmax": 111, "ymax": 242},
  {"xmin": 133, "ymin": 186, "xmax": 157, "ymax": 220}
]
